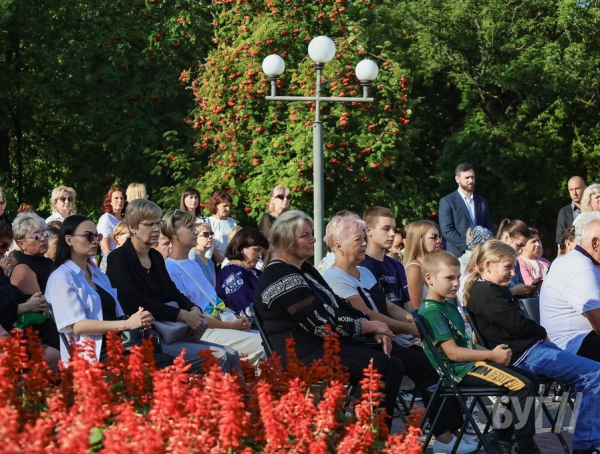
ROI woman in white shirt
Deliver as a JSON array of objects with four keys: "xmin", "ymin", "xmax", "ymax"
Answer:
[
  {"xmin": 97, "ymin": 187, "xmax": 127, "ymax": 255},
  {"xmin": 45, "ymin": 186, "xmax": 76, "ymax": 223},
  {"xmin": 45, "ymin": 214, "xmax": 173, "ymax": 368},
  {"xmin": 162, "ymin": 210, "xmax": 264, "ymax": 366},
  {"xmin": 207, "ymin": 190, "xmax": 237, "ymax": 265}
]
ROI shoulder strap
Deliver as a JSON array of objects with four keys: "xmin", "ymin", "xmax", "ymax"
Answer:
[{"xmin": 167, "ymin": 258, "xmax": 216, "ymax": 303}]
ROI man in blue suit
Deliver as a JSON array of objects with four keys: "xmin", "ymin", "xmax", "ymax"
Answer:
[{"xmin": 439, "ymin": 163, "xmax": 493, "ymax": 257}]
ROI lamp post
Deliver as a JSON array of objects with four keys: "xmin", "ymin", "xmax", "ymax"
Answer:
[{"xmin": 262, "ymin": 36, "xmax": 379, "ymax": 265}]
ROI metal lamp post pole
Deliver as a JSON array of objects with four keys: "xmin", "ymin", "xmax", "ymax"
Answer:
[
  {"xmin": 313, "ymin": 63, "xmax": 325, "ymax": 264},
  {"xmin": 264, "ymin": 47, "xmax": 377, "ymax": 265}
]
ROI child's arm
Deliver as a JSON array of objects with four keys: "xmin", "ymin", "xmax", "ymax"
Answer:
[{"xmin": 440, "ymin": 338, "xmax": 512, "ymax": 366}]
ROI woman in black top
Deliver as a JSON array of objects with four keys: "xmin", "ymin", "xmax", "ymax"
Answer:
[
  {"xmin": 106, "ymin": 199, "xmax": 241, "ymax": 375},
  {"xmin": 258, "ymin": 186, "xmax": 291, "ymax": 238},
  {"xmin": 254, "ymin": 210, "xmax": 403, "ymax": 425}
]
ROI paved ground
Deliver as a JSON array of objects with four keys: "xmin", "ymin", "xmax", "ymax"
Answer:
[{"xmin": 392, "ymin": 396, "xmax": 575, "ymax": 453}]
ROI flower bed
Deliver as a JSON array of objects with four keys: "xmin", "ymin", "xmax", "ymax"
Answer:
[{"xmin": 0, "ymin": 329, "xmax": 422, "ymax": 453}]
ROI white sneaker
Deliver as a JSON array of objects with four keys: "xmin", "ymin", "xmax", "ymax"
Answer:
[
  {"xmin": 433, "ymin": 435, "xmax": 477, "ymax": 454},
  {"xmin": 460, "ymin": 435, "xmax": 478, "ymax": 447}
]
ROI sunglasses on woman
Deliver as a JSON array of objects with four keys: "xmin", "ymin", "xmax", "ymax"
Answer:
[
  {"xmin": 59, "ymin": 196, "xmax": 74, "ymax": 203},
  {"xmin": 71, "ymin": 232, "xmax": 103, "ymax": 243},
  {"xmin": 200, "ymin": 231, "xmax": 215, "ymax": 238},
  {"xmin": 274, "ymin": 194, "xmax": 292, "ymax": 201},
  {"xmin": 28, "ymin": 231, "xmax": 50, "ymax": 242},
  {"xmin": 425, "ymin": 233, "xmax": 443, "ymax": 240}
]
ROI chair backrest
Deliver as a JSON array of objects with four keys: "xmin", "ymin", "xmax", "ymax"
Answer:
[
  {"xmin": 412, "ymin": 311, "xmax": 458, "ymax": 384},
  {"xmin": 249, "ymin": 304, "xmax": 274, "ymax": 358},
  {"xmin": 47, "ymin": 303, "xmax": 71, "ymax": 358},
  {"xmin": 519, "ymin": 297, "xmax": 540, "ymax": 324},
  {"xmin": 462, "ymin": 306, "xmax": 490, "ymax": 349}
]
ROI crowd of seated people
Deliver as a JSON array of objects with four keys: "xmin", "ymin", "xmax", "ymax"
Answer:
[{"xmin": 1, "ymin": 174, "xmax": 600, "ymax": 454}]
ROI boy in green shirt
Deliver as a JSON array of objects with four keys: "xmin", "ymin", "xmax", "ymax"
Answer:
[{"xmin": 418, "ymin": 250, "xmax": 540, "ymax": 454}]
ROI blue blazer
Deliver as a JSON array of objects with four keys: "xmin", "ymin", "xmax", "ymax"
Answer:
[{"xmin": 438, "ymin": 190, "xmax": 493, "ymax": 256}]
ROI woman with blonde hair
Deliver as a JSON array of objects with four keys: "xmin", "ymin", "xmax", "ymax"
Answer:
[
  {"xmin": 99, "ymin": 222, "xmax": 130, "ymax": 273},
  {"xmin": 189, "ymin": 222, "xmax": 216, "ymax": 287},
  {"xmin": 0, "ymin": 190, "xmax": 8, "ymax": 223},
  {"xmin": 162, "ymin": 210, "xmax": 264, "ymax": 366},
  {"xmin": 126, "ymin": 183, "xmax": 148, "ymax": 202},
  {"xmin": 403, "ymin": 220, "xmax": 443, "ymax": 310},
  {"xmin": 574, "ymin": 183, "xmax": 600, "ymax": 223},
  {"xmin": 259, "ymin": 185, "xmax": 291, "ymax": 237},
  {"xmin": 46, "ymin": 186, "xmax": 76, "ymax": 223}
]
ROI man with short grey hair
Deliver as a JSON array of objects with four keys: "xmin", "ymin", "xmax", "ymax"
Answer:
[{"xmin": 541, "ymin": 212, "xmax": 600, "ymax": 362}]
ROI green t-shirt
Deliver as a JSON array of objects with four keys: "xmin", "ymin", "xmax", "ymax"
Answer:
[{"xmin": 418, "ymin": 298, "xmax": 476, "ymax": 382}]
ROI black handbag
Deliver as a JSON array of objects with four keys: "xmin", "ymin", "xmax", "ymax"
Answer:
[{"xmin": 120, "ymin": 327, "xmax": 163, "ymax": 353}]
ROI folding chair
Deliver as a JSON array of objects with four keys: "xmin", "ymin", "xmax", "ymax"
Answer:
[
  {"xmin": 518, "ymin": 297, "xmax": 541, "ymax": 324},
  {"xmin": 463, "ymin": 306, "xmax": 570, "ymax": 454},
  {"xmin": 47, "ymin": 303, "xmax": 71, "ymax": 359},
  {"xmin": 248, "ymin": 304, "xmax": 275, "ymax": 358},
  {"xmin": 413, "ymin": 311, "xmax": 509, "ymax": 453}
]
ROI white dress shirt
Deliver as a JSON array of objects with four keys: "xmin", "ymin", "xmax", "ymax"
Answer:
[{"xmin": 45, "ymin": 259, "xmax": 124, "ymax": 363}]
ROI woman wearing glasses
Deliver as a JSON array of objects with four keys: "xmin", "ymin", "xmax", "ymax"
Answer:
[
  {"xmin": 98, "ymin": 186, "xmax": 127, "ymax": 256},
  {"xmin": 106, "ymin": 199, "xmax": 241, "ymax": 374},
  {"xmin": 189, "ymin": 222, "xmax": 216, "ymax": 288},
  {"xmin": 0, "ymin": 220, "xmax": 60, "ymax": 370},
  {"xmin": 403, "ymin": 220, "xmax": 443, "ymax": 310},
  {"xmin": 9, "ymin": 213, "xmax": 60, "ymax": 351},
  {"xmin": 45, "ymin": 215, "xmax": 173, "ymax": 368},
  {"xmin": 162, "ymin": 210, "xmax": 264, "ymax": 366},
  {"xmin": 259, "ymin": 186, "xmax": 292, "ymax": 238},
  {"xmin": 45, "ymin": 186, "xmax": 76, "ymax": 223}
]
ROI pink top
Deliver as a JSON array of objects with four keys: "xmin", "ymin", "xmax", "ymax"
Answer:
[{"xmin": 517, "ymin": 256, "xmax": 551, "ymax": 285}]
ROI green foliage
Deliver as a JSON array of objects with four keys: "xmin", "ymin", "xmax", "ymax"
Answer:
[
  {"xmin": 152, "ymin": 0, "xmax": 419, "ymax": 226},
  {"xmin": 368, "ymin": 0, "xmax": 600, "ymax": 246},
  {"xmin": 0, "ymin": 0, "xmax": 211, "ymax": 220}
]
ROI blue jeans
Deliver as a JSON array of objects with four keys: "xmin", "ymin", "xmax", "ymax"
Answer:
[{"xmin": 519, "ymin": 341, "xmax": 600, "ymax": 450}]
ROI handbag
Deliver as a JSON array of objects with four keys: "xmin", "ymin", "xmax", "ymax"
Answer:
[
  {"xmin": 152, "ymin": 301, "xmax": 191, "ymax": 344},
  {"xmin": 167, "ymin": 259, "xmax": 238, "ymax": 322},
  {"xmin": 15, "ymin": 311, "xmax": 47, "ymax": 329},
  {"xmin": 120, "ymin": 326, "xmax": 163, "ymax": 353}
]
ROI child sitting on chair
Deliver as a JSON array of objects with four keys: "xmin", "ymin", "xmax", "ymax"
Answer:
[{"xmin": 418, "ymin": 250, "xmax": 540, "ymax": 454}]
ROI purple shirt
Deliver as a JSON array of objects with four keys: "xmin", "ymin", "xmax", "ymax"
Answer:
[
  {"xmin": 360, "ymin": 254, "xmax": 410, "ymax": 306},
  {"xmin": 216, "ymin": 263, "xmax": 261, "ymax": 320}
]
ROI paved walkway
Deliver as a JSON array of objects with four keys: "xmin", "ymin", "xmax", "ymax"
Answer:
[{"xmin": 392, "ymin": 397, "xmax": 575, "ymax": 453}]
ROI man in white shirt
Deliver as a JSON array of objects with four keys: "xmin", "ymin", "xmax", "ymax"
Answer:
[
  {"xmin": 438, "ymin": 163, "xmax": 493, "ymax": 257},
  {"xmin": 541, "ymin": 212, "xmax": 600, "ymax": 362}
]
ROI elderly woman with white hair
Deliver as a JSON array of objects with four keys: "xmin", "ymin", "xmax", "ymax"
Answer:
[
  {"xmin": 254, "ymin": 210, "xmax": 403, "ymax": 427},
  {"xmin": 258, "ymin": 186, "xmax": 291, "ymax": 238},
  {"xmin": 573, "ymin": 183, "xmax": 600, "ymax": 226},
  {"xmin": 45, "ymin": 186, "xmax": 76, "ymax": 223},
  {"xmin": 9, "ymin": 212, "xmax": 60, "ymax": 352}
]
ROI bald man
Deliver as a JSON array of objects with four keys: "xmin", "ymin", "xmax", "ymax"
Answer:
[
  {"xmin": 556, "ymin": 176, "xmax": 586, "ymax": 246},
  {"xmin": 542, "ymin": 213, "xmax": 600, "ymax": 362}
]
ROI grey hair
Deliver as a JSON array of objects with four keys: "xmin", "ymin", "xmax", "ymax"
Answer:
[
  {"xmin": 324, "ymin": 212, "xmax": 364, "ymax": 250},
  {"xmin": 580, "ymin": 183, "xmax": 600, "ymax": 213},
  {"xmin": 576, "ymin": 212, "xmax": 600, "ymax": 245},
  {"xmin": 265, "ymin": 210, "xmax": 313, "ymax": 263},
  {"xmin": 12, "ymin": 212, "xmax": 47, "ymax": 241},
  {"xmin": 125, "ymin": 199, "xmax": 162, "ymax": 231}
]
